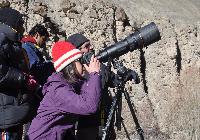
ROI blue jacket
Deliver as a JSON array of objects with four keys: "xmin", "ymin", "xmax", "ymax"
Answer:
[
  {"xmin": 27, "ymin": 72, "xmax": 101, "ymax": 140},
  {"xmin": 22, "ymin": 37, "xmax": 55, "ymax": 85}
]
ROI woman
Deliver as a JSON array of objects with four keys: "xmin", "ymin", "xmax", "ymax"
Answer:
[{"xmin": 27, "ymin": 41, "xmax": 101, "ymax": 140}]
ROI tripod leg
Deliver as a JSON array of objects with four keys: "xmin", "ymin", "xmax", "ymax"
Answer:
[
  {"xmin": 121, "ymin": 118, "xmax": 131, "ymax": 140},
  {"xmin": 116, "ymin": 93, "xmax": 122, "ymax": 130},
  {"xmin": 102, "ymin": 90, "xmax": 124, "ymax": 140},
  {"xmin": 124, "ymin": 90, "xmax": 144, "ymax": 140},
  {"xmin": 102, "ymin": 96, "xmax": 118, "ymax": 140}
]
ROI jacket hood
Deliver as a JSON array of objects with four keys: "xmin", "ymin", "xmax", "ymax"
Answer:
[
  {"xmin": 42, "ymin": 72, "xmax": 63, "ymax": 96},
  {"xmin": 42, "ymin": 72, "xmax": 83, "ymax": 96},
  {"xmin": 0, "ymin": 23, "xmax": 19, "ymax": 42},
  {"xmin": 0, "ymin": 8, "xmax": 24, "ymax": 31}
]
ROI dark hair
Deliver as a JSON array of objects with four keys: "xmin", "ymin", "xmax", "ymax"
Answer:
[
  {"xmin": 61, "ymin": 62, "xmax": 81, "ymax": 84},
  {"xmin": 29, "ymin": 24, "xmax": 49, "ymax": 37}
]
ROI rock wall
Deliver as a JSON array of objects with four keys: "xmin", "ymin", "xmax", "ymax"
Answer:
[{"xmin": 1, "ymin": 0, "xmax": 200, "ymax": 139}]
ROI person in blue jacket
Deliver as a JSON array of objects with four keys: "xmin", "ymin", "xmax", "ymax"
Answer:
[
  {"xmin": 27, "ymin": 41, "xmax": 101, "ymax": 140},
  {"xmin": 22, "ymin": 24, "xmax": 55, "ymax": 86},
  {"xmin": 22, "ymin": 24, "xmax": 55, "ymax": 138}
]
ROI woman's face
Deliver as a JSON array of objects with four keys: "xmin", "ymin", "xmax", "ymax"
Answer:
[
  {"xmin": 79, "ymin": 41, "xmax": 93, "ymax": 54},
  {"xmin": 74, "ymin": 61, "xmax": 83, "ymax": 77}
]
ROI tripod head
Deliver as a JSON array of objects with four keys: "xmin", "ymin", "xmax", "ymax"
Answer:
[{"xmin": 112, "ymin": 58, "xmax": 140, "ymax": 86}]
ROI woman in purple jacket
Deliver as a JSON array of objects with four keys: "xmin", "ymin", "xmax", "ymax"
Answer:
[{"xmin": 27, "ymin": 41, "xmax": 101, "ymax": 140}]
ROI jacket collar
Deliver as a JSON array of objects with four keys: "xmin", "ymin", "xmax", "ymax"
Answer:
[{"xmin": 21, "ymin": 35, "xmax": 37, "ymax": 44}]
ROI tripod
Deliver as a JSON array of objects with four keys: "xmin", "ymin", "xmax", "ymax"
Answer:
[{"xmin": 101, "ymin": 59, "xmax": 144, "ymax": 140}]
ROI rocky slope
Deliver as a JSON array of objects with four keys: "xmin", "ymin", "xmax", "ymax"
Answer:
[{"xmin": 1, "ymin": 0, "xmax": 200, "ymax": 139}]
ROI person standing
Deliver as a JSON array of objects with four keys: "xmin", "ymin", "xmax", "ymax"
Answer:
[
  {"xmin": 67, "ymin": 33, "xmax": 116, "ymax": 140},
  {"xmin": 21, "ymin": 24, "xmax": 55, "ymax": 86},
  {"xmin": 27, "ymin": 41, "xmax": 101, "ymax": 140},
  {"xmin": 0, "ymin": 7, "xmax": 39, "ymax": 140},
  {"xmin": 21, "ymin": 24, "xmax": 55, "ymax": 139}
]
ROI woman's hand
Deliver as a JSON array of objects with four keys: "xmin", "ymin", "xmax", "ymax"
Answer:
[{"xmin": 83, "ymin": 55, "xmax": 100, "ymax": 73}]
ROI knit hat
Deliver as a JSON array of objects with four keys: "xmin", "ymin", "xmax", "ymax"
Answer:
[
  {"xmin": 0, "ymin": 8, "xmax": 24, "ymax": 30},
  {"xmin": 67, "ymin": 33, "xmax": 89, "ymax": 49},
  {"xmin": 52, "ymin": 41, "xmax": 82, "ymax": 72}
]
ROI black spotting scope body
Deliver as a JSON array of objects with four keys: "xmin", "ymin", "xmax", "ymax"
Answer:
[{"xmin": 96, "ymin": 22, "xmax": 161, "ymax": 62}]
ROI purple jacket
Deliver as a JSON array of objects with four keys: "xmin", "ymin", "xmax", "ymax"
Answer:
[{"xmin": 27, "ymin": 72, "xmax": 101, "ymax": 140}]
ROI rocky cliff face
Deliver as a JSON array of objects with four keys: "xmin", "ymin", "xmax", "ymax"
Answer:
[{"xmin": 1, "ymin": 0, "xmax": 199, "ymax": 139}]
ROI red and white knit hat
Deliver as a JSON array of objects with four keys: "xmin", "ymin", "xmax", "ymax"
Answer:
[{"xmin": 52, "ymin": 41, "xmax": 82, "ymax": 72}]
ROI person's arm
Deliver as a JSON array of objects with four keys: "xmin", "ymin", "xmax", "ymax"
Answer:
[
  {"xmin": 55, "ymin": 72, "xmax": 101, "ymax": 115},
  {"xmin": 56, "ymin": 55, "xmax": 101, "ymax": 115},
  {"xmin": 22, "ymin": 43, "xmax": 39, "ymax": 69},
  {"xmin": 22, "ymin": 43, "xmax": 55, "ymax": 84},
  {"xmin": 0, "ymin": 63, "xmax": 38, "ymax": 92},
  {"xmin": 0, "ymin": 65, "xmax": 27, "ymax": 90},
  {"xmin": 30, "ymin": 61, "xmax": 55, "ymax": 85}
]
